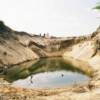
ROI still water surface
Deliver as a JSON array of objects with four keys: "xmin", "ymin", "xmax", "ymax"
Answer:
[{"xmin": 3, "ymin": 58, "xmax": 90, "ymax": 88}]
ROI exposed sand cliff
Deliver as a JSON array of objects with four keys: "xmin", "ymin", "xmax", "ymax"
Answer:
[
  {"xmin": 63, "ymin": 26, "xmax": 100, "ymax": 70},
  {"xmin": 0, "ymin": 21, "xmax": 99, "ymax": 68}
]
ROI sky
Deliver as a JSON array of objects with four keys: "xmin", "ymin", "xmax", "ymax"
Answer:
[{"xmin": 0, "ymin": 0, "xmax": 100, "ymax": 37}]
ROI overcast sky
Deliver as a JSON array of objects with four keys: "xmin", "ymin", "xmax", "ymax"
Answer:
[{"xmin": 0, "ymin": 0, "xmax": 100, "ymax": 37}]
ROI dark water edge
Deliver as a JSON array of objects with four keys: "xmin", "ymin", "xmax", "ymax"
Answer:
[{"xmin": 0, "ymin": 57, "xmax": 91, "ymax": 88}]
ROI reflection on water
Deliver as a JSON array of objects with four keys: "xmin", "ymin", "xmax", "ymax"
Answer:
[
  {"xmin": 2, "ymin": 58, "xmax": 90, "ymax": 88},
  {"xmin": 12, "ymin": 71, "xmax": 89, "ymax": 88}
]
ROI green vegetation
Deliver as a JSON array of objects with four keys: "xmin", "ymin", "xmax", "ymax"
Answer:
[{"xmin": 94, "ymin": 2, "xmax": 100, "ymax": 10}]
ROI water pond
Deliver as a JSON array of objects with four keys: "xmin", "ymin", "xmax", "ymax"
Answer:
[{"xmin": 2, "ymin": 58, "xmax": 90, "ymax": 88}]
